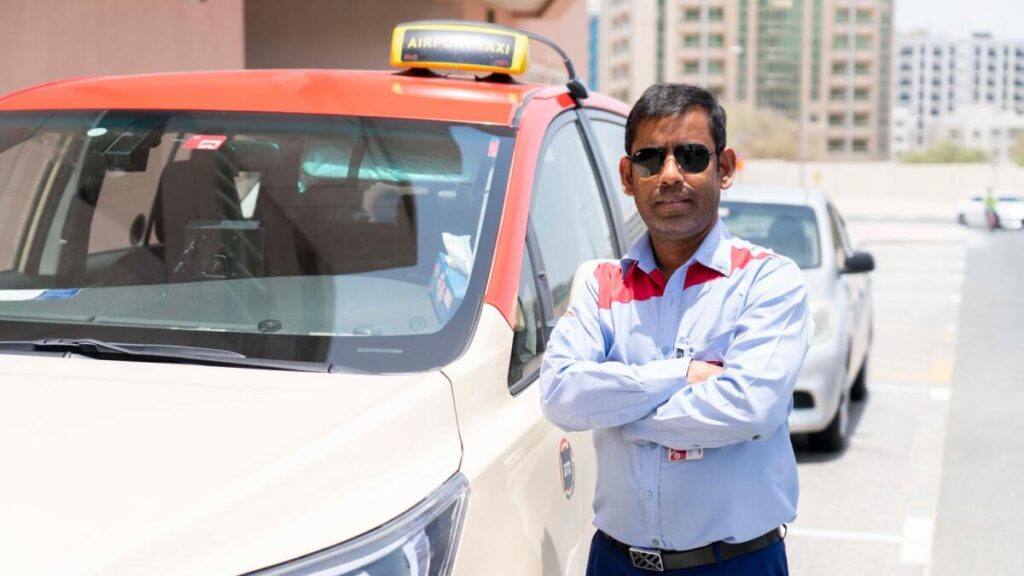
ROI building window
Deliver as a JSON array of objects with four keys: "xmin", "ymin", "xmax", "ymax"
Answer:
[
  {"xmin": 828, "ymin": 139, "xmax": 845, "ymax": 152},
  {"xmin": 684, "ymin": 8, "xmax": 700, "ymax": 21},
  {"xmin": 708, "ymin": 7, "xmax": 724, "ymax": 21},
  {"xmin": 855, "ymin": 35, "xmax": 872, "ymax": 50},
  {"xmin": 854, "ymin": 87, "xmax": 870, "ymax": 100},
  {"xmin": 830, "ymin": 87, "xmax": 846, "ymax": 101},
  {"xmin": 854, "ymin": 113, "xmax": 869, "ymax": 126},
  {"xmin": 708, "ymin": 60, "xmax": 724, "ymax": 74},
  {"xmin": 709, "ymin": 34, "xmax": 724, "ymax": 48},
  {"xmin": 855, "ymin": 8, "xmax": 872, "ymax": 24},
  {"xmin": 855, "ymin": 61, "xmax": 870, "ymax": 75},
  {"xmin": 828, "ymin": 113, "xmax": 844, "ymax": 126},
  {"xmin": 832, "ymin": 61, "xmax": 847, "ymax": 74},
  {"xmin": 834, "ymin": 36, "xmax": 849, "ymax": 49},
  {"xmin": 683, "ymin": 60, "xmax": 699, "ymax": 74},
  {"xmin": 852, "ymin": 139, "xmax": 869, "ymax": 152},
  {"xmin": 836, "ymin": 8, "xmax": 849, "ymax": 23},
  {"xmin": 684, "ymin": 34, "xmax": 700, "ymax": 47}
]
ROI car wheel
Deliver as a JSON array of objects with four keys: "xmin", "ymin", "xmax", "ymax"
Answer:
[
  {"xmin": 808, "ymin": 391, "xmax": 848, "ymax": 452},
  {"xmin": 850, "ymin": 356, "xmax": 868, "ymax": 402}
]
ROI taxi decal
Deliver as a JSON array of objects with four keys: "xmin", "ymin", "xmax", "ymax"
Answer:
[{"xmin": 559, "ymin": 438, "xmax": 575, "ymax": 499}]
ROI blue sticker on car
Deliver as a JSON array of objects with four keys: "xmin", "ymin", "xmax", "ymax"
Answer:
[{"xmin": 560, "ymin": 438, "xmax": 575, "ymax": 499}]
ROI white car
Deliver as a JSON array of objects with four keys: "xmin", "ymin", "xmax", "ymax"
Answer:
[
  {"xmin": 720, "ymin": 186, "xmax": 874, "ymax": 451},
  {"xmin": 956, "ymin": 191, "xmax": 1024, "ymax": 229}
]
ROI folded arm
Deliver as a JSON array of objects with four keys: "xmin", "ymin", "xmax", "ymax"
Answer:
[{"xmin": 622, "ymin": 259, "xmax": 813, "ymax": 449}]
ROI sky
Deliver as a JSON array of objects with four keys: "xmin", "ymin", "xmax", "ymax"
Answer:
[{"xmin": 894, "ymin": 0, "xmax": 1024, "ymax": 40}]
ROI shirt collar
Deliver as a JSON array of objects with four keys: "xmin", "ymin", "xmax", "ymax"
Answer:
[{"xmin": 620, "ymin": 218, "xmax": 734, "ymax": 279}]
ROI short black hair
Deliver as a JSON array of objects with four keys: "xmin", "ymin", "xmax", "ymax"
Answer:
[{"xmin": 624, "ymin": 83, "xmax": 727, "ymax": 155}]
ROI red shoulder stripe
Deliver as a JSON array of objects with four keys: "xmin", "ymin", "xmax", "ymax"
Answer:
[{"xmin": 595, "ymin": 262, "xmax": 666, "ymax": 309}]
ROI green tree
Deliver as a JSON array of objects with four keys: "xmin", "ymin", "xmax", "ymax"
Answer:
[
  {"xmin": 901, "ymin": 142, "xmax": 988, "ymax": 163},
  {"xmin": 1012, "ymin": 131, "xmax": 1024, "ymax": 166},
  {"xmin": 727, "ymin": 103, "xmax": 803, "ymax": 160}
]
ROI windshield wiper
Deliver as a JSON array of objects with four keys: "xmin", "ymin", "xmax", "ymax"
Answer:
[{"xmin": 0, "ymin": 338, "xmax": 331, "ymax": 373}]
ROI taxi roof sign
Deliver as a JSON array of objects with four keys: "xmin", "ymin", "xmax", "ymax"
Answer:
[{"xmin": 391, "ymin": 22, "xmax": 530, "ymax": 75}]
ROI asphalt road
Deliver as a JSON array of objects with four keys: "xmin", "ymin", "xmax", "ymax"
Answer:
[{"xmin": 785, "ymin": 220, "xmax": 1024, "ymax": 576}]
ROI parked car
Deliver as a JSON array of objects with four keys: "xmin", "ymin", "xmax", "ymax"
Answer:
[
  {"xmin": 957, "ymin": 191, "xmax": 1024, "ymax": 229},
  {"xmin": 720, "ymin": 186, "xmax": 874, "ymax": 451},
  {"xmin": 0, "ymin": 21, "xmax": 639, "ymax": 575}
]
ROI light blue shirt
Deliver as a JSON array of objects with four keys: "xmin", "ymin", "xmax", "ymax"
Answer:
[{"xmin": 539, "ymin": 219, "xmax": 813, "ymax": 551}]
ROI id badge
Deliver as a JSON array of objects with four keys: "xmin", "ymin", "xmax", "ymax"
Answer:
[{"xmin": 667, "ymin": 448, "xmax": 704, "ymax": 462}]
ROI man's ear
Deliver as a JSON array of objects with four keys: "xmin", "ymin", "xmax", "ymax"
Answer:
[
  {"xmin": 619, "ymin": 155, "xmax": 635, "ymax": 197},
  {"xmin": 718, "ymin": 147, "xmax": 737, "ymax": 190}
]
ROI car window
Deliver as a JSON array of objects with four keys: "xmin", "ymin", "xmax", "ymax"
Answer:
[
  {"xmin": 826, "ymin": 204, "xmax": 849, "ymax": 269},
  {"xmin": 508, "ymin": 246, "xmax": 543, "ymax": 389},
  {"xmin": 589, "ymin": 118, "xmax": 645, "ymax": 246},
  {"xmin": 532, "ymin": 120, "xmax": 617, "ymax": 317},
  {"xmin": 719, "ymin": 201, "xmax": 822, "ymax": 269}
]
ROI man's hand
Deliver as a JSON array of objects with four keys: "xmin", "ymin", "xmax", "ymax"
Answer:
[{"xmin": 687, "ymin": 360, "xmax": 725, "ymax": 384}]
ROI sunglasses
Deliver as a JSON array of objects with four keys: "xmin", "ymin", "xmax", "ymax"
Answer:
[{"xmin": 630, "ymin": 143, "xmax": 716, "ymax": 177}]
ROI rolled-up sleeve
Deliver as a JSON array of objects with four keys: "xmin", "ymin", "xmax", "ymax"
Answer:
[
  {"xmin": 539, "ymin": 273, "xmax": 691, "ymax": 432},
  {"xmin": 621, "ymin": 258, "xmax": 813, "ymax": 449}
]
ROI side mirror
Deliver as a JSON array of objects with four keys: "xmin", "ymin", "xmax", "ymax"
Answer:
[{"xmin": 842, "ymin": 251, "xmax": 875, "ymax": 274}]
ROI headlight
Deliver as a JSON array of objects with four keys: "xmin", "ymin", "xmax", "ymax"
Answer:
[
  {"xmin": 809, "ymin": 299, "xmax": 837, "ymax": 345},
  {"xmin": 251, "ymin": 474, "xmax": 469, "ymax": 576}
]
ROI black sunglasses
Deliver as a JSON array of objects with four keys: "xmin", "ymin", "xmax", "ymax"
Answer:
[{"xmin": 630, "ymin": 143, "xmax": 716, "ymax": 177}]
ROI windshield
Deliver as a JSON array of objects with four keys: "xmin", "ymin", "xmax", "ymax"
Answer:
[
  {"xmin": 719, "ymin": 202, "xmax": 822, "ymax": 269},
  {"xmin": 0, "ymin": 110, "xmax": 513, "ymax": 372}
]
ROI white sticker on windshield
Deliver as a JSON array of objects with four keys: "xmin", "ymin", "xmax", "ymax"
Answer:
[
  {"xmin": 86, "ymin": 128, "xmax": 108, "ymax": 138},
  {"xmin": 0, "ymin": 290, "xmax": 46, "ymax": 301},
  {"xmin": 0, "ymin": 289, "xmax": 80, "ymax": 301}
]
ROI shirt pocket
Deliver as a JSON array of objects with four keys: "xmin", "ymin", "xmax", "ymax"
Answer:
[{"xmin": 687, "ymin": 328, "xmax": 733, "ymax": 365}]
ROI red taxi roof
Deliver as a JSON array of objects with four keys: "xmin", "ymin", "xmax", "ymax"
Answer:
[{"xmin": 0, "ymin": 69, "xmax": 546, "ymax": 125}]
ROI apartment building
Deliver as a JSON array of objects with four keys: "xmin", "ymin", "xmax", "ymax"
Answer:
[
  {"xmin": 892, "ymin": 32, "xmax": 1024, "ymax": 160},
  {"xmin": 598, "ymin": 0, "xmax": 893, "ymax": 160},
  {"xmin": 0, "ymin": 0, "xmax": 587, "ymax": 97}
]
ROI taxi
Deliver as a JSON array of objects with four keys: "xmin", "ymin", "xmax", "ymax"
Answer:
[{"xmin": 0, "ymin": 21, "xmax": 635, "ymax": 576}]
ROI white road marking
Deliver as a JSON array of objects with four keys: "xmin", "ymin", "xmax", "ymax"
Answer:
[
  {"xmin": 899, "ymin": 517, "xmax": 935, "ymax": 565},
  {"xmin": 786, "ymin": 526, "xmax": 902, "ymax": 544},
  {"xmin": 788, "ymin": 517, "xmax": 936, "ymax": 567}
]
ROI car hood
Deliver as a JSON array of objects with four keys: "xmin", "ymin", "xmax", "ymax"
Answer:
[{"xmin": 0, "ymin": 354, "xmax": 462, "ymax": 575}]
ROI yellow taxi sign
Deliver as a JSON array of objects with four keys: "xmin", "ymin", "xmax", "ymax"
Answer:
[{"xmin": 391, "ymin": 22, "xmax": 529, "ymax": 75}]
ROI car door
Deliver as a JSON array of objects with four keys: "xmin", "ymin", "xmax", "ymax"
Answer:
[
  {"xmin": 499, "ymin": 112, "xmax": 622, "ymax": 576},
  {"xmin": 828, "ymin": 203, "xmax": 871, "ymax": 384}
]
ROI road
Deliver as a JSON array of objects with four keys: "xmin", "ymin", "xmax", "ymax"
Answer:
[{"xmin": 787, "ymin": 220, "xmax": 1024, "ymax": 576}]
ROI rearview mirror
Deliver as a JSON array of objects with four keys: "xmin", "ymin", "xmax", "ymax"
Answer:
[{"xmin": 842, "ymin": 251, "xmax": 874, "ymax": 274}]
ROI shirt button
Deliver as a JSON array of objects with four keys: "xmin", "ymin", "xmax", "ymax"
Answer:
[
  {"xmin": 644, "ymin": 491, "xmax": 653, "ymax": 500},
  {"xmin": 661, "ymin": 346, "xmax": 671, "ymax": 355},
  {"xmin": 652, "ymin": 539, "xmax": 661, "ymax": 546}
]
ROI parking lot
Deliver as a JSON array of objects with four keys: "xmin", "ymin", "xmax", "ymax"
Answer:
[{"xmin": 787, "ymin": 219, "xmax": 1024, "ymax": 575}]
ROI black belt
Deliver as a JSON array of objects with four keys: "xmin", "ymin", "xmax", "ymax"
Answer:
[{"xmin": 602, "ymin": 527, "xmax": 783, "ymax": 572}]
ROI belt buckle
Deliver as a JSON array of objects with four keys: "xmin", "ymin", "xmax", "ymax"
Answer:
[{"xmin": 628, "ymin": 547, "xmax": 665, "ymax": 572}]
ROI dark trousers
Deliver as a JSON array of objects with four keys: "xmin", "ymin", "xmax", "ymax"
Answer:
[{"xmin": 585, "ymin": 531, "xmax": 789, "ymax": 576}]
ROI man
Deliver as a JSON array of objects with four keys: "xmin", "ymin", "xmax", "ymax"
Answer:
[{"xmin": 539, "ymin": 84, "xmax": 813, "ymax": 575}]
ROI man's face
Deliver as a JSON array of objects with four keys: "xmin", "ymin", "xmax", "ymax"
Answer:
[{"xmin": 619, "ymin": 110, "xmax": 736, "ymax": 243}]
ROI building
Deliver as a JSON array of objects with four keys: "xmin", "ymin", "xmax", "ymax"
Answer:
[
  {"xmin": 892, "ymin": 32, "xmax": 1024, "ymax": 160},
  {"xmin": 598, "ymin": 0, "xmax": 893, "ymax": 160},
  {"xmin": 0, "ymin": 0, "xmax": 588, "ymax": 98}
]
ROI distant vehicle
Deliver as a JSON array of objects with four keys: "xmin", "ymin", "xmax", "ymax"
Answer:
[
  {"xmin": 720, "ymin": 186, "xmax": 874, "ymax": 452},
  {"xmin": 957, "ymin": 192, "xmax": 1024, "ymax": 229}
]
